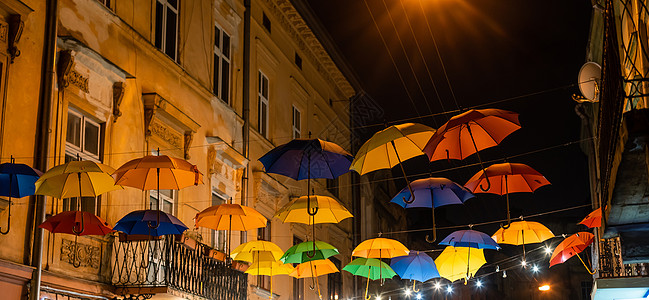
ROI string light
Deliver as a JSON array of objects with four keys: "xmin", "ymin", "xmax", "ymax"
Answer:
[
  {"xmin": 404, "ymin": 289, "xmax": 411, "ymax": 296},
  {"xmin": 446, "ymin": 286, "xmax": 453, "ymax": 293},
  {"xmin": 476, "ymin": 280, "xmax": 483, "ymax": 288},
  {"xmin": 545, "ymin": 247, "xmax": 553, "ymax": 255},
  {"xmin": 503, "ymin": 270, "xmax": 507, "ymax": 278},
  {"xmin": 415, "ymin": 293, "xmax": 422, "ymax": 300},
  {"xmin": 532, "ymin": 265, "xmax": 540, "ymax": 273},
  {"xmin": 434, "ymin": 282, "xmax": 441, "ymax": 290},
  {"xmin": 521, "ymin": 260, "xmax": 527, "ymax": 267}
]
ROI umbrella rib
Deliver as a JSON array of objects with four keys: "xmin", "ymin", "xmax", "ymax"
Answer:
[
  {"xmin": 263, "ymin": 145, "xmax": 288, "ymax": 175},
  {"xmin": 320, "ymin": 151, "xmax": 336, "ymax": 179},
  {"xmin": 474, "ymin": 118, "xmax": 502, "ymax": 145}
]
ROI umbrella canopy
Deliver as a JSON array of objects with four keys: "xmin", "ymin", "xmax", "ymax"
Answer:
[
  {"xmin": 435, "ymin": 246, "xmax": 486, "ymax": 282},
  {"xmin": 0, "ymin": 159, "xmax": 42, "ymax": 198},
  {"xmin": 424, "ymin": 109, "xmax": 521, "ymax": 161},
  {"xmin": 259, "ymin": 138, "xmax": 353, "ymax": 180},
  {"xmin": 579, "ymin": 208, "xmax": 602, "ymax": 228},
  {"xmin": 274, "ymin": 195, "xmax": 353, "ymax": 224},
  {"xmin": 280, "ymin": 240, "xmax": 339, "ymax": 264},
  {"xmin": 195, "ymin": 203, "xmax": 267, "ymax": 231},
  {"xmin": 550, "ymin": 232, "xmax": 594, "ymax": 267},
  {"xmin": 113, "ymin": 210, "xmax": 188, "ymax": 236},
  {"xmin": 230, "ymin": 240, "xmax": 284, "ymax": 262},
  {"xmin": 491, "ymin": 221, "xmax": 554, "ymax": 245},
  {"xmin": 245, "ymin": 260, "xmax": 295, "ymax": 276},
  {"xmin": 390, "ymin": 251, "xmax": 440, "ymax": 282},
  {"xmin": 35, "ymin": 161, "xmax": 121, "ymax": 198},
  {"xmin": 391, "ymin": 177, "xmax": 474, "ymax": 208},
  {"xmin": 343, "ymin": 257, "xmax": 397, "ymax": 280},
  {"xmin": 352, "ymin": 238, "xmax": 410, "ymax": 258},
  {"xmin": 350, "ymin": 123, "xmax": 435, "ymax": 175},
  {"xmin": 39, "ymin": 210, "xmax": 112, "ymax": 236},
  {"xmin": 464, "ymin": 163, "xmax": 550, "ymax": 195},
  {"xmin": 440, "ymin": 230, "xmax": 500, "ymax": 250},
  {"xmin": 112, "ymin": 155, "xmax": 203, "ymax": 190},
  {"xmin": 290, "ymin": 259, "xmax": 339, "ymax": 278}
]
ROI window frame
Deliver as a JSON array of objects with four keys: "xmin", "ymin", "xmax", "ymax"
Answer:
[
  {"xmin": 258, "ymin": 71, "xmax": 270, "ymax": 138},
  {"xmin": 292, "ymin": 236, "xmax": 304, "ymax": 300},
  {"xmin": 150, "ymin": 189, "xmax": 177, "ymax": 215},
  {"xmin": 154, "ymin": 0, "xmax": 179, "ymax": 61},
  {"xmin": 211, "ymin": 191, "xmax": 228, "ymax": 251},
  {"xmin": 327, "ymin": 257, "xmax": 342, "ymax": 300},
  {"xmin": 213, "ymin": 24, "xmax": 231, "ymax": 105},
  {"xmin": 292, "ymin": 105, "xmax": 301, "ymax": 139}
]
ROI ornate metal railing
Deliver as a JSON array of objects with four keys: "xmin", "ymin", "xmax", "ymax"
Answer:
[
  {"xmin": 111, "ymin": 235, "xmax": 247, "ymax": 299},
  {"xmin": 599, "ymin": 237, "xmax": 649, "ymax": 278}
]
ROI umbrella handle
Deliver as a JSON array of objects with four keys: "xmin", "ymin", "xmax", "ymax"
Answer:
[
  {"xmin": 479, "ymin": 177, "xmax": 491, "ymax": 192},
  {"xmin": 425, "ymin": 205, "xmax": 437, "ymax": 243},
  {"xmin": 72, "ymin": 212, "xmax": 85, "ymax": 235},
  {"xmin": 576, "ymin": 252, "xmax": 597, "ymax": 275},
  {"xmin": 306, "ymin": 225, "xmax": 316, "ymax": 258},
  {"xmin": 501, "ymin": 180, "xmax": 511, "ymax": 229},
  {"xmin": 0, "ymin": 174, "xmax": 12, "ymax": 235},
  {"xmin": 391, "ymin": 141, "xmax": 415, "ymax": 204},
  {"xmin": 72, "ymin": 235, "xmax": 81, "ymax": 268},
  {"xmin": 364, "ymin": 269, "xmax": 371, "ymax": 300},
  {"xmin": 412, "ymin": 280, "xmax": 419, "ymax": 292},
  {"xmin": 466, "ymin": 124, "xmax": 491, "ymax": 192},
  {"xmin": 148, "ymin": 210, "xmax": 161, "ymax": 229}
]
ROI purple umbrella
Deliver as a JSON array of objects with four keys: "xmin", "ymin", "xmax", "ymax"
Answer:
[{"xmin": 390, "ymin": 177, "xmax": 474, "ymax": 243}]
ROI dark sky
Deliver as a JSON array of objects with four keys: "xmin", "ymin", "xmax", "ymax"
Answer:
[{"xmin": 305, "ymin": 1, "xmax": 594, "ymax": 240}]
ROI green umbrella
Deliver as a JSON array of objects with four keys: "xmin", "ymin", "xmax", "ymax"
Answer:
[
  {"xmin": 280, "ymin": 241, "xmax": 339, "ymax": 264},
  {"xmin": 343, "ymin": 258, "xmax": 397, "ymax": 300}
]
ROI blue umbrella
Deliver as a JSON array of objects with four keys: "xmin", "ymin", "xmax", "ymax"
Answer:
[
  {"xmin": 390, "ymin": 251, "xmax": 439, "ymax": 291},
  {"xmin": 0, "ymin": 156, "xmax": 42, "ymax": 234},
  {"xmin": 390, "ymin": 177, "xmax": 474, "ymax": 243},
  {"xmin": 440, "ymin": 229, "xmax": 500, "ymax": 250},
  {"xmin": 114, "ymin": 210, "xmax": 188, "ymax": 236}
]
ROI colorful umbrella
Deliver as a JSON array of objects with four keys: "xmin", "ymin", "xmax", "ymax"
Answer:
[
  {"xmin": 491, "ymin": 220, "xmax": 554, "ymax": 264},
  {"xmin": 579, "ymin": 207, "xmax": 602, "ymax": 228},
  {"xmin": 245, "ymin": 260, "xmax": 294, "ymax": 299},
  {"xmin": 35, "ymin": 160, "xmax": 121, "ymax": 198},
  {"xmin": 435, "ymin": 246, "xmax": 486, "ymax": 282},
  {"xmin": 113, "ymin": 210, "xmax": 188, "ymax": 236},
  {"xmin": 352, "ymin": 238, "xmax": 410, "ymax": 258},
  {"xmin": 424, "ymin": 109, "xmax": 520, "ymax": 193},
  {"xmin": 274, "ymin": 195, "xmax": 352, "ymax": 225},
  {"xmin": 290, "ymin": 259, "xmax": 339, "ymax": 298},
  {"xmin": 195, "ymin": 203, "xmax": 268, "ymax": 255},
  {"xmin": 440, "ymin": 229, "xmax": 500, "ymax": 250},
  {"xmin": 280, "ymin": 240, "xmax": 339, "ymax": 264},
  {"xmin": 0, "ymin": 156, "xmax": 42, "ymax": 234},
  {"xmin": 390, "ymin": 251, "xmax": 440, "ymax": 291},
  {"xmin": 343, "ymin": 257, "xmax": 397, "ymax": 300},
  {"xmin": 465, "ymin": 162, "xmax": 550, "ymax": 227},
  {"xmin": 351, "ymin": 123, "xmax": 436, "ymax": 203},
  {"xmin": 230, "ymin": 240, "xmax": 284, "ymax": 262},
  {"xmin": 39, "ymin": 210, "xmax": 112, "ymax": 267},
  {"xmin": 550, "ymin": 232, "xmax": 595, "ymax": 274},
  {"xmin": 390, "ymin": 177, "xmax": 474, "ymax": 242}
]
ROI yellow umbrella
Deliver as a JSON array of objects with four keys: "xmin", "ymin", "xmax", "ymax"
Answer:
[
  {"xmin": 230, "ymin": 240, "xmax": 284, "ymax": 262},
  {"xmin": 112, "ymin": 154, "xmax": 203, "ymax": 191},
  {"xmin": 35, "ymin": 161, "xmax": 121, "ymax": 198},
  {"xmin": 290, "ymin": 259, "xmax": 339, "ymax": 299},
  {"xmin": 352, "ymin": 238, "xmax": 410, "ymax": 259},
  {"xmin": 350, "ymin": 123, "xmax": 435, "ymax": 203},
  {"xmin": 246, "ymin": 260, "xmax": 294, "ymax": 299},
  {"xmin": 492, "ymin": 220, "xmax": 554, "ymax": 264},
  {"xmin": 435, "ymin": 246, "xmax": 486, "ymax": 283},
  {"xmin": 274, "ymin": 195, "xmax": 353, "ymax": 224}
]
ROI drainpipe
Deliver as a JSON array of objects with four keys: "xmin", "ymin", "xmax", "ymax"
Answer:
[
  {"xmin": 349, "ymin": 93, "xmax": 360, "ymax": 299},
  {"xmin": 30, "ymin": 0, "xmax": 57, "ymax": 299},
  {"xmin": 241, "ymin": 0, "xmax": 250, "ymax": 245}
]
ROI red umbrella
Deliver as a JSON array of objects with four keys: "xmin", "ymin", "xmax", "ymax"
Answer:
[
  {"xmin": 550, "ymin": 232, "xmax": 595, "ymax": 273},
  {"xmin": 578, "ymin": 207, "xmax": 602, "ymax": 228},
  {"xmin": 39, "ymin": 211, "xmax": 113, "ymax": 267},
  {"xmin": 465, "ymin": 163, "xmax": 550, "ymax": 227}
]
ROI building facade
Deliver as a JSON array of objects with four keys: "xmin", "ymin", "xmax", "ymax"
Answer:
[
  {"xmin": 579, "ymin": 0, "xmax": 649, "ymax": 298},
  {"xmin": 0, "ymin": 0, "xmax": 359, "ymax": 299}
]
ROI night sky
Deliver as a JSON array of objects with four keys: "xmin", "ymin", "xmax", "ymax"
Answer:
[{"xmin": 305, "ymin": 0, "xmax": 594, "ymax": 242}]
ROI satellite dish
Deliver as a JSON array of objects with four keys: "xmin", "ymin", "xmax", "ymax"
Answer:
[{"xmin": 576, "ymin": 62, "xmax": 601, "ymax": 102}]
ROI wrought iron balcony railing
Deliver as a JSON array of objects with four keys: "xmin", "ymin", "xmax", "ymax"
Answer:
[
  {"xmin": 111, "ymin": 235, "xmax": 247, "ymax": 299},
  {"xmin": 599, "ymin": 237, "xmax": 649, "ymax": 278}
]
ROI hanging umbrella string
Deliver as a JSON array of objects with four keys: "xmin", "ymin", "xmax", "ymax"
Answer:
[
  {"xmin": 390, "ymin": 140, "xmax": 415, "ymax": 204},
  {"xmin": 503, "ymin": 174, "xmax": 511, "ymax": 229},
  {"xmin": 1, "ymin": 169, "xmax": 12, "ymax": 234},
  {"xmin": 466, "ymin": 124, "xmax": 491, "ymax": 192}
]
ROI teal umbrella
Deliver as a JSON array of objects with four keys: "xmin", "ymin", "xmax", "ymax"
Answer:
[{"xmin": 280, "ymin": 240, "xmax": 339, "ymax": 264}]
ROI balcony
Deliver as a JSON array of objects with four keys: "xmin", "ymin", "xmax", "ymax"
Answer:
[
  {"xmin": 111, "ymin": 235, "xmax": 247, "ymax": 299},
  {"xmin": 592, "ymin": 237, "xmax": 649, "ymax": 300}
]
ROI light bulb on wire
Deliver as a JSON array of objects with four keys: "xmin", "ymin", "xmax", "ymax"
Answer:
[
  {"xmin": 476, "ymin": 280, "xmax": 483, "ymax": 287},
  {"xmin": 503, "ymin": 270, "xmax": 507, "ymax": 278},
  {"xmin": 532, "ymin": 265, "xmax": 540, "ymax": 273},
  {"xmin": 415, "ymin": 293, "xmax": 422, "ymax": 300},
  {"xmin": 404, "ymin": 289, "xmax": 411, "ymax": 296}
]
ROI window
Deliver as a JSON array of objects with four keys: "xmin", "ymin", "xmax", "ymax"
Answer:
[
  {"xmin": 96, "ymin": 0, "xmax": 111, "ymax": 8},
  {"xmin": 257, "ymin": 219, "xmax": 271, "ymax": 290},
  {"xmin": 258, "ymin": 71, "xmax": 269, "ymax": 138},
  {"xmin": 64, "ymin": 109, "xmax": 103, "ymax": 215},
  {"xmin": 328, "ymin": 257, "xmax": 342, "ymax": 300},
  {"xmin": 292, "ymin": 106, "xmax": 301, "ymax": 139},
  {"xmin": 211, "ymin": 192, "xmax": 227, "ymax": 250},
  {"xmin": 154, "ymin": 0, "xmax": 178, "ymax": 61},
  {"xmin": 292, "ymin": 236, "xmax": 304, "ymax": 300},
  {"xmin": 581, "ymin": 281, "xmax": 592, "ymax": 300},
  {"xmin": 294, "ymin": 53, "xmax": 302, "ymax": 69},
  {"xmin": 262, "ymin": 12, "xmax": 271, "ymax": 33},
  {"xmin": 150, "ymin": 189, "xmax": 176, "ymax": 214},
  {"xmin": 213, "ymin": 25, "xmax": 231, "ymax": 104},
  {"xmin": 326, "ymin": 177, "xmax": 339, "ymax": 198}
]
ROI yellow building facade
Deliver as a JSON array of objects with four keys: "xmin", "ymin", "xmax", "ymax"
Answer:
[{"xmin": 0, "ymin": 0, "xmax": 357, "ymax": 299}]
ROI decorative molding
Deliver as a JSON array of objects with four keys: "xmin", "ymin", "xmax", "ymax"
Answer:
[
  {"xmin": 56, "ymin": 50, "xmax": 74, "ymax": 89},
  {"xmin": 112, "ymin": 81, "xmax": 125, "ymax": 122},
  {"xmin": 68, "ymin": 69, "xmax": 89, "ymax": 93},
  {"xmin": 184, "ymin": 131, "xmax": 193, "ymax": 160},
  {"xmin": 262, "ymin": 0, "xmax": 355, "ymax": 99},
  {"xmin": 149, "ymin": 119, "xmax": 183, "ymax": 149},
  {"xmin": 0, "ymin": 23, "xmax": 7, "ymax": 43},
  {"xmin": 60, "ymin": 239, "xmax": 100, "ymax": 269},
  {"xmin": 7, "ymin": 14, "xmax": 22, "ymax": 63}
]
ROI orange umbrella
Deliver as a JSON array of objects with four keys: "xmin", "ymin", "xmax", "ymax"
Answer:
[
  {"xmin": 550, "ymin": 232, "xmax": 595, "ymax": 274},
  {"xmin": 579, "ymin": 207, "xmax": 602, "ymax": 228},
  {"xmin": 112, "ymin": 155, "xmax": 203, "ymax": 190},
  {"xmin": 465, "ymin": 163, "xmax": 550, "ymax": 227}
]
